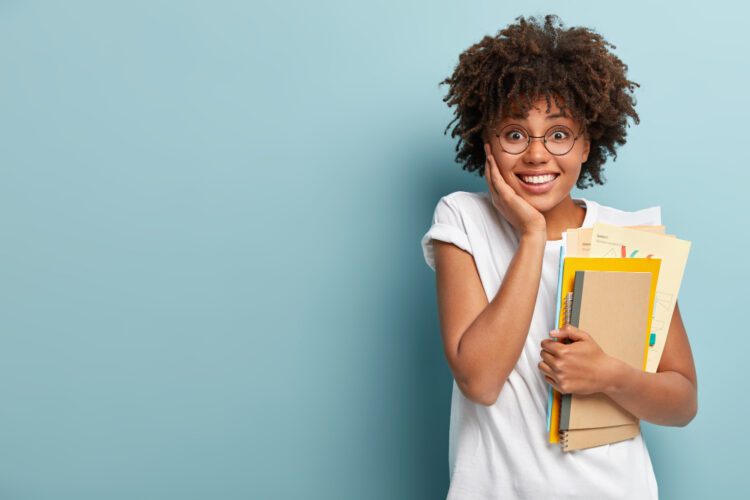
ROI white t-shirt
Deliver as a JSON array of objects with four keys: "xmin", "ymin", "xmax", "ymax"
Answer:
[{"xmin": 421, "ymin": 191, "xmax": 661, "ymax": 500}]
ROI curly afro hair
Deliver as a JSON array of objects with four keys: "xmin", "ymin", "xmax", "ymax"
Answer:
[{"xmin": 440, "ymin": 14, "xmax": 640, "ymax": 189}]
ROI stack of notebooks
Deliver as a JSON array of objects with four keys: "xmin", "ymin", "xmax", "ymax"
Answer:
[{"xmin": 546, "ymin": 222, "xmax": 691, "ymax": 452}]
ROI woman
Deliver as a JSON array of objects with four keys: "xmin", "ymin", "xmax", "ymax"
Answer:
[{"xmin": 420, "ymin": 14, "xmax": 697, "ymax": 499}]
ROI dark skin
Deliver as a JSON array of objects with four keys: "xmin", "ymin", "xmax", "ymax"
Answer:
[
  {"xmin": 434, "ymin": 96, "xmax": 697, "ymax": 425},
  {"xmin": 539, "ymin": 305, "xmax": 697, "ymax": 426}
]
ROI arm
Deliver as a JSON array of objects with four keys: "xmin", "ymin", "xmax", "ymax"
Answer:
[
  {"xmin": 539, "ymin": 301, "xmax": 698, "ymax": 426},
  {"xmin": 433, "ymin": 231, "xmax": 546, "ymax": 406},
  {"xmin": 602, "ymin": 301, "xmax": 698, "ymax": 426}
]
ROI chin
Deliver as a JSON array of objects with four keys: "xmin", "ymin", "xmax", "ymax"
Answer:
[{"xmin": 519, "ymin": 193, "xmax": 562, "ymax": 214}]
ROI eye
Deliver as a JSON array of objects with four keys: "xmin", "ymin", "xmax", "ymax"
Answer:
[
  {"xmin": 547, "ymin": 127, "xmax": 572, "ymax": 142},
  {"xmin": 503, "ymin": 128, "xmax": 527, "ymax": 142}
]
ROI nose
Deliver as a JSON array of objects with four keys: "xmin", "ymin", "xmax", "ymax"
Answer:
[{"xmin": 523, "ymin": 136, "xmax": 551, "ymax": 164}]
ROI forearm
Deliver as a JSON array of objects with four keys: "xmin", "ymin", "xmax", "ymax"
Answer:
[
  {"xmin": 603, "ymin": 358, "xmax": 698, "ymax": 427},
  {"xmin": 456, "ymin": 232, "xmax": 546, "ymax": 404}
]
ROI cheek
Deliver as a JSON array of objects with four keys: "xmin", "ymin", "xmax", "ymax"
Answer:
[
  {"xmin": 496, "ymin": 156, "xmax": 519, "ymax": 183},
  {"xmin": 558, "ymin": 158, "xmax": 583, "ymax": 183},
  {"xmin": 564, "ymin": 165, "xmax": 582, "ymax": 181}
]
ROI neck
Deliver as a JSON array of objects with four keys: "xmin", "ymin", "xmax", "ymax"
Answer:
[{"xmin": 542, "ymin": 196, "xmax": 586, "ymax": 241}]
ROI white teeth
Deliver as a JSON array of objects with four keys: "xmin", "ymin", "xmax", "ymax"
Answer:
[{"xmin": 520, "ymin": 174, "xmax": 557, "ymax": 184}]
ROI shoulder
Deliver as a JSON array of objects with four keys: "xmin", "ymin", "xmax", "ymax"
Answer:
[
  {"xmin": 431, "ymin": 190, "xmax": 501, "ymax": 232},
  {"xmin": 422, "ymin": 191, "xmax": 501, "ymax": 271},
  {"xmin": 426, "ymin": 190, "xmax": 494, "ymax": 241},
  {"xmin": 582, "ymin": 197, "xmax": 662, "ymax": 226},
  {"xmin": 436, "ymin": 190, "xmax": 493, "ymax": 218}
]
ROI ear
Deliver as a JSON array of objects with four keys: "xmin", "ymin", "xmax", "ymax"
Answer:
[{"xmin": 581, "ymin": 137, "xmax": 590, "ymax": 163}]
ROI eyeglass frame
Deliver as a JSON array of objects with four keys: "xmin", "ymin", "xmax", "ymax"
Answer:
[{"xmin": 492, "ymin": 123, "xmax": 586, "ymax": 156}]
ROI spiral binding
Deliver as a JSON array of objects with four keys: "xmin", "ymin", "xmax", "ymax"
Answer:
[
  {"xmin": 563, "ymin": 292, "xmax": 573, "ymax": 327},
  {"xmin": 557, "ymin": 292, "xmax": 576, "ymax": 451},
  {"xmin": 560, "ymin": 430, "xmax": 569, "ymax": 450}
]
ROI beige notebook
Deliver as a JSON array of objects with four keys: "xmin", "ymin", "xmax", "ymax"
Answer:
[
  {"xmin": 561, "ymin": 422, "xmax": 641, "ymax": 452},
  {"xmin": 558, "ymin": 270, "xmax": 652, "ymax": 450}
]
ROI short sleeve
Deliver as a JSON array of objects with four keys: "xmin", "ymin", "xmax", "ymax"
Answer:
[
  {"xmin": 651, "ymin": 206, "xmax": 662, "ymax": 226},
  {"xmin": 420, "ymin": 195, "xmax": 473, "ymax": 271},
  {"xmin": 608, "ymin": 205, "xmax": 662, "ymax": 227},
  {"xmin": 630, "ymin": 205, "xmax": 661, "ymax": 227}
]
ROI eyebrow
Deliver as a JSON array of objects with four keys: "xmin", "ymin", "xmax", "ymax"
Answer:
[{"xmin": 503, "ymin": 112, "xmax": 571, "ymax": 122}]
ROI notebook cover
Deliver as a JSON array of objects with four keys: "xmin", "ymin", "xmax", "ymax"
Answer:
[
  {"xmin": 560, "ymin": 422, "xmax": 641, "ymax": 452},
  {"xmin": 548, "ymin": 257, "xmax": 661, "ymax": 444},
  {"xmin": 559, "ymin": 270, "xmax": 651, "ymax": 431}
]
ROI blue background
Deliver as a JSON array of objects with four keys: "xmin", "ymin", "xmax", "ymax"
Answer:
[{"xmin": 0, "ymin": 1, "xmax": 742, "ymax": 498}]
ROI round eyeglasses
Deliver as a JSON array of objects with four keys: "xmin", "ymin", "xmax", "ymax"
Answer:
[{"xmin": 494, "ymin": 124, "xmax": 585, "ymax": 156}]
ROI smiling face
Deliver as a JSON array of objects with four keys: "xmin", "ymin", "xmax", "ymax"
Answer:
[{"xmin": 485, "ymin": 95, "xmax": 590, "ymax": 214}]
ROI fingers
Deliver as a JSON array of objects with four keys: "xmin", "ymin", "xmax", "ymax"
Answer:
[
  {"xmin": 541, "ymin": 338, "xmax": 563, "ymax": 357},
  {"xmin": 483, "ymin": 144, "xmax": 498, "ymax": 196},
  {"xmin": 551, "ymin": 325, "xmax": 588, "ymax": 342},
  {"xmin": 538, "ymin": 360, "xmax": 553, "ymax": 376},
  {"xmin": 484, "ymin": 144, "xmax": 514, "ymax": 200},
  {"xmin": 488, "ymin": 151, "xmax": 507, "ymax": 189},
  {"xmin": 540, "ymin": 350, "xmax": 558, "ymax": 369},
  {"xmin": 484, "ymin": 144, "xmax": 505, "ymax": 191},
  {"xmin": 538, "ymin": 361, "xmax": 561, "ymax": 390}
]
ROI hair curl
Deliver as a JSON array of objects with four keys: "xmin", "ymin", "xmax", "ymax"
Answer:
[{"xmin": 440, "ymin": 14, "xmax": 640, "ymax": 188}]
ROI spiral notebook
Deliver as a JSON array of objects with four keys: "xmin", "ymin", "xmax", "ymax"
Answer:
[{"xmin": 558, "ymin": 270, "xmax": 654, "ymax": 451}]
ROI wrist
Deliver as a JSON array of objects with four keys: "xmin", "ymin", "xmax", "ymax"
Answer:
[
  {"xmin": 520, "ymin": 227, "xmax": 547, "ymax": 241},
  {"xmin": 520, "ymin": 229, "xmax": 547, "ymax": 245},
  {"xmin": 601, "ymin": 356, "xmax": 631, "ymax": 395}
]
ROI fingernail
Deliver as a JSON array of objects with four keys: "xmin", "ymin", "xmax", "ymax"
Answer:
[{"xmin": 550, "ymin": 330, "xmax": 559, "ymax": 336}]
